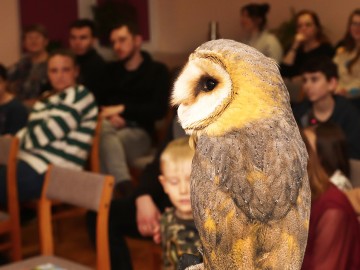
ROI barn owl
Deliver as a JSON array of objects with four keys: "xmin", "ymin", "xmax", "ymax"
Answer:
[{"xmin": 172, "ymin": 39, "xmax": 310, "ymax": 270}]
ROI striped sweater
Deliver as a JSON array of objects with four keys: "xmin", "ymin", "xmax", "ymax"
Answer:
[{"xmin": 17, "ymin": 85, "xmax": 98, "ymax": 174}]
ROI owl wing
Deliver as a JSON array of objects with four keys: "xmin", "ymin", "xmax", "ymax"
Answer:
[{"xmin": 195, "ymin": 116, "xmax": 307, "ymax": 223}]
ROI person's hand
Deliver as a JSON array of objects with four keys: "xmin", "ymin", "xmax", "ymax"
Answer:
[
  {"xmin": 292, "ymin": 33, "xmax": 306, "ymax": 50},
  {"xmin": 135, "ymin": 195, "xmax": 161, "ymax": 239},
  {"xmin": 101, "ymin": 104, "xmax": 125, "ymax": 118},
  {"xmin": 108, "ymin": 114, "xmax": 126, "ymax": 129}
]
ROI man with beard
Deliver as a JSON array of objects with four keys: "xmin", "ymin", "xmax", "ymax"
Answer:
[{"xmin": 100, "ymin": 20, "xmax": 170, "ymax": 195}]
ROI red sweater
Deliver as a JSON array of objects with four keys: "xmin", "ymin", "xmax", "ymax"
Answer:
[{"xmin": 302, "ymin": 184, "xmax": 360, "ymax": 270}]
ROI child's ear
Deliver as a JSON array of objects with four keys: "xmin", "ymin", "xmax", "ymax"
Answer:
[{"xmin": 158, "ymin": 175, "xmax": 168, "ymax": 194}]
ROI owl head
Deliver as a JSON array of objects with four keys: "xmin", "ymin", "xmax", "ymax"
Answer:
[{"xmin": 172, "ymin": 39, "xmax": 290, "ymax": 137}]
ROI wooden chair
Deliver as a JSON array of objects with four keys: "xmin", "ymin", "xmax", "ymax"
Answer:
[
  {"xmin": 0, "ymin": 165, "xmax": 114, "ymax": 270},
  {"xmin": 350, "ymin": 159, "xmax": 360, "ymax": 188},
  {"xmin": 87, "ymin": 117, "xmax": 102, "ymax": 173},
  {"xmin": 0, "ymin": 136, "xmax": 22, "ymax": 262}
]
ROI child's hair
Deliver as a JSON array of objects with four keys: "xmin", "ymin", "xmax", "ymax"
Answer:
[
  {"xmin": 240, "ymin": 3, "xmax": 270, "ymax": 31},
  {"xmin": 302, "ymin": 128, "xmax": 330, "ymax": 199},
  {"xmin": 300, "ymin": 56, "xmax": 338, "ymax": 80},
  {"xmin": 0, "ymin": 64, "xmax": 7, "ymax": 80},
  {"xmin": 160, "ymin": 137, "xmax": 194, "ymax": 168},
  {"xmin": 315, "ymin": 122, "xmax": 350, "ymax": 178}
]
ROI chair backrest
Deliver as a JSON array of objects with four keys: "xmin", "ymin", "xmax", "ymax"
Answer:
[
  {"xmin": 38, "ymin": 165, "xmax": 114, "ymax": 270},
  {"xmin": 0, "ymin": 136, "xmax": 22, "ymax": 261},
  {"xmin": 350, "ymin": 159, "xmax": 360, "ymax": 188},
  {"xmin": 88, "ymin": 117, "xmax": 102, "ymax": 173}
]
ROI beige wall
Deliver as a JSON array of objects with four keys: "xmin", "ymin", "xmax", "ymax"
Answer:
[
  {"xmin": 0, "ymin": 0, "xmax": 21, "ymax": 66},
  {"xmin": 1, "ymin": 0, "xmax": 359, "ymax": 66},
  {"xmin": 145, "ymin": 0, "xmax": 359, "ymax": 56}
]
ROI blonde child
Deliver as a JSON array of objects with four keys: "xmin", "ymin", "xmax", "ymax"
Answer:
[{"xmin": 158, "ymin": 137, "xmax": 201, "ymax": 270}]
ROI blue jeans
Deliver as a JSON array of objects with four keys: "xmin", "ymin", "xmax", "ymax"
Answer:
[{"xmin": 0, "ymin": 160, "xmax": 45, "ymax": 204}]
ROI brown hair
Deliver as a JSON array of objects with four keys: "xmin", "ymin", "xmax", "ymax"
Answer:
[
  {"xmin": 23, "ymin": 24, "xmax": 49, "ymax": 39},
  {"xmin": 315, "ymin": 122, "xmax": 350, "ymax": 178},
  {"xmin": 341, "ymin": 9, "xmax": 360, "ymax": 74},
  {"xmin": 48, "ymin": 49, "xmax": 78, "ymax": 66},
  {"xmin": 302, "ymin": 128, "xmax": 330, "ymax": 200},
  {"xmin": 295, "ymin": 10, "xmax": 330, "ymax": 44},
  {"xmin": 241, "ymin": 3, "xmax": 270, "ymax": 31}
]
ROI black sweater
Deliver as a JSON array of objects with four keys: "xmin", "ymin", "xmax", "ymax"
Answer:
[{"xmin": 101, "ymin": 51, "xmax": 170, "ymax": 135}]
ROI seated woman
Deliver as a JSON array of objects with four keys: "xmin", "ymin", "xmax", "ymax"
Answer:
[
  {"xmin": 281, "ymin": 10, "xmax": 334, "ymax": 80},
  {"xmin": 333, "ymin": 9, "xmax": 360, "ymax": 98},
  {"xmin": 0, "ymin": 64, "xmax": 28, "ymax": 135},
  {"xmin": 239, "ymin": 3, "xmax": 283, "ymax": 63},
  {"xmin": 0, "ymin": 49, "xmax": 98, "ymax": 203},
  {"xmin": 301, "ymin": 127, "xmax": 360, "ymax": 270}
]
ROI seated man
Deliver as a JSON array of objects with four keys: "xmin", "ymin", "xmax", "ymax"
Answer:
[
  {"xmin": 7, "ymin": 24, "xmax": 50, "ymax": 108},
  {"xmin": 99, "ymin": 20, "xmax": 170, "ymax": 194},
  {"xmin": 0, "ymin": 49, "xmax": 98, "ymax": 203},
  {"xmin": 69, "ymin": 19, "xmax": 106, "ymax": 103},
  {"xmin": 292, "ymin": 56, "xmax": 360, "ymax": 159}
]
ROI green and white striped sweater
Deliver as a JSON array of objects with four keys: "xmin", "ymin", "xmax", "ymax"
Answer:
[{"xmin": 17, "ymin": 85, "xmax": 98, "ymax": 174}]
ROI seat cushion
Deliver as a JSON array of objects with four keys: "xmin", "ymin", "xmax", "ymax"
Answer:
[{"xmin": 0, "ymin": 255, "xmax": 92, "ymax": 270}]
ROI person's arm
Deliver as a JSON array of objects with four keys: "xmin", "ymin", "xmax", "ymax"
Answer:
[
  {"xmin": 136, "ymin": 194, "xmax": 161, "ymax": 239},
  {"xmin": 282, "ymin": 34, "xmax": 304, "ymax": 66},
  {"xmin": 312, "ymin": 209, "xmax": 352, "ymax": 270}
]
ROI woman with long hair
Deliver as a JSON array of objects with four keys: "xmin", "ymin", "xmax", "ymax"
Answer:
[
  {"xmin": 333, "ymin": 9, "xmax": 360, "ymax": 98},
  {"xmin": 301, "ymin": 127, "xmax": 360, "ymax": 269},
  {"xmin": 281, "ymin": 10, "xmax": 334, "ymax": 79}
]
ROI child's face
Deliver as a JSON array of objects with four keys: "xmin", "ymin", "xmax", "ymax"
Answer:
[
  {"xmin": 159, "ymin": 160, "xmax": 192, "ymax": 219},
  {"xmin": 302, "ymin": 72, "xmax": 336, "ymax": 103}
]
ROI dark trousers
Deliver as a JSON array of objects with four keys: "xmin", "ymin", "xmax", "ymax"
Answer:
[
  {"xmin": 0, "ymin": 160, "xmax": 45, "ymax": 204},
  {"xmin": 87, "ymin": 196, "xmax": 141, "ymax": 270}
]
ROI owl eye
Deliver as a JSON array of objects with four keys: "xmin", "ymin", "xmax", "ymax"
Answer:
[{"xmin": 202, "ymin": 77, "xmax": 218, "ymax": 92}]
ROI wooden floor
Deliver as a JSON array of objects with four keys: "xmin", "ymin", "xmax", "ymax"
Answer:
[{"xmin": 16, "ymin": 214, "xmax": 161, "ymax": 269}]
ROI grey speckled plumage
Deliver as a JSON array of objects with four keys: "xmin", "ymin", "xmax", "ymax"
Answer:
[{"xmin": 172, "ymin": 39, "xmax": 311, "ymax": 270}]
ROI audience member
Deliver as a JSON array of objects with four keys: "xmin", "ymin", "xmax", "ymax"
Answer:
[
  {"xmin": 0, "ymin": 49, "xmax": 98, "ymax": 203},
  {"xmin": 239, "ymin": 3, "xmax": 283, "ymax": 62},
  {"xmin": 334, "ymin": 9, "xmax": 360, "ymax": 115},
  {"xmin": 7, "ymin": 24, "xmax": 50, "ymax": 108},
  {"xmin": 99, "ymin": 20, "xmax": 170, "ymax": 194},
  {"xmin": 158, "ymin": 137, "xmax": 201, "ymax": 270},
  {"xmin": 0, "ymin": 64, "xmax": 28, "ymax": 135},
  {"xmin": 292, "ymin": 56, "xmax": 360, "ymax": 159},
  {"xmin": 69, "ymin": 19, "xmax": 106, "ymax": 103},
  {"xmin": 281, "ymin": 10, "xmax": 334, "ymax": 79},
  {"xmin": 301, "ymin": 128, "xmax": 360, "ymax": 270},
  {"xmin": 313, "ymin": 122, "xmax": 352, "ymax": 191},
  {"xmin": 87, "ymin": 115, "xmax": 186, "ymax": 270}
]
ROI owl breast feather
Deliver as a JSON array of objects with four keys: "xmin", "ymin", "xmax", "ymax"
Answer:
[{"xmin": 191, "ymin": 115, "xmax": 308, "ymax": 223}]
